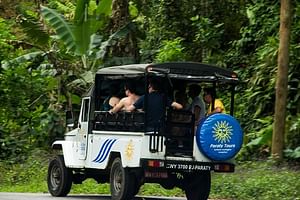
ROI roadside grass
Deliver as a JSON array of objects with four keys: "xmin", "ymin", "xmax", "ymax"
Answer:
[
  {"xmin": 0, "ymin": 150, "xmax": 299, "ymax": 200},
  {"xmin": 211, "ymin": 160, "xmax": 300, "ymax": 200}
]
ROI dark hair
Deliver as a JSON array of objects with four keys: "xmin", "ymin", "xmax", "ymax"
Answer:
[
  {"xmin": 204, "ymin": 87, "xmax": 216, "ymax": 98},
  {"xmin": 124, "ymin": 81, "xmax": 137, "ymax": 94},
  {"xmin": 189, "ymin": 84, "xmax": 202, "ymax": 95},
  {"xmin": 148, "ymin": 77, "xmax": 161, "ymax": 91}
]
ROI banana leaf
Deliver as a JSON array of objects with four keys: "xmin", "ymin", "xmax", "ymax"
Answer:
[
  {"xmin": 41, "ymin": 6, "xmax": 76, "ymax": 52},
  {"xmin": 1, "ymin": 51, "xmax": 44, "ymax": 69}
]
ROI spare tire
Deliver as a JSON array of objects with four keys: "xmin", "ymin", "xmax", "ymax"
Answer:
[{"xmin": 196, "ymin": 113, "xmax": 243, "ymax": 161}]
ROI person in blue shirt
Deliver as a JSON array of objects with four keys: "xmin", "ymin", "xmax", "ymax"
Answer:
[{"xmin": 128, "ymin": 78, "xmax": 182, "ymax": 131}]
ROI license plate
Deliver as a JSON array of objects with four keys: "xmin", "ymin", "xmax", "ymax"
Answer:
[
  {"xmin": 165, "ymin": 162, "xmax": 212, "ymax": 171},
  {"xmin": 145, "ymin": 171, "xmax": 168, "ymax": 178}
]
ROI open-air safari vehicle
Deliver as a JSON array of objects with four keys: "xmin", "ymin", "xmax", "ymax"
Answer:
[{"xmin": 47, "ymin": 62, "xmax": 243, "ymax": 200}]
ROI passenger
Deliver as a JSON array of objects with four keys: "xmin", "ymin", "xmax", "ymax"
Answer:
[
  {"xmin": 187, "ymin": 84, "xmax": 206, "ymax": 125},
  {"xmin": 102, "ymin": 86, "xmax": 120, "ymax": 111},
  {"xmin": 127, "ymin": 78, "xmax": 182, "ymax": 131},
  {"xmin": 173, "ymin": 90, "xmax": 190, "ymax": 147},
  {"xmin": 174, "ymin": 90, "xmax": 190, "ymax": 110},
  {"xmin": 203, "ymin": 87, "xmax": 225, "ymax": 115},
  {"xmin": 109, "ymin": 82, "xmax": 140, "ymax": 113}
]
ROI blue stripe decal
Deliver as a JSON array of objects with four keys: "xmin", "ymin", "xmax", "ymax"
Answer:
[
  {"xmin": 97, "ymin": 139, "xmax": 117, "ymax": 163},
  {"xmin": 94, "ymin": 139, "xmax": 115, "ymax": 163},
  {"xmin": 92, "ymin": 139, "xmax": 111, "ymax": 162},
  {"xmin": 93, "ymin": 139, "xmax": 117, "ymax": 163}
]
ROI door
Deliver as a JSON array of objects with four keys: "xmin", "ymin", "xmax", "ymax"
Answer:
[{"xmin": 78, "ymin": 97, "xmax": 91, "ymax": 160}]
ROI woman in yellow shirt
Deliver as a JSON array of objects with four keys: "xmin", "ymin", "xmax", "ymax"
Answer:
[{"xmin": 203, "ymin": 88, "xmax": 225, "ymax": 115}]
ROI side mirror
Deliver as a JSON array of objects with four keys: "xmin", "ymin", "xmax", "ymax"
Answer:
[
  {"xmin": 67, "ymin": 123, "xmax": 75, "ymax": 128},
  {"xmin": 66, "ymin": 111, "xmax": 79, "ymax": 129}
]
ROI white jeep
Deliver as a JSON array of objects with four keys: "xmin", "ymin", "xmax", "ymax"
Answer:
[{"xmin": 47, "ymin": 62, "xmax": 243, "ymax": 200}]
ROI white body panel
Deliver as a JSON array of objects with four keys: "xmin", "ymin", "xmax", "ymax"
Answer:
[
  {"xmin": 86, "ymin": 131, "xmax": 143, "ymax": 169},
  {"xmin": 77, "ymin": 97, "xmax": 91, "ymax": 160},
  {"xmin": 57, "ymin": 128, "xmax": 212, "ymax": 169},
  {"xmin": 53, "ymin": 139, "xmax": 85, "ymax": 168}
]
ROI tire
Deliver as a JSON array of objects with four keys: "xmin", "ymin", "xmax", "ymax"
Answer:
[
  {"xmin": 184, "ymin": 172, "xmax": 211, "ymax": 200},
  {"xmin": 196, "ymin": 113, "xmax": 243, "ymax": 161},
  {"xmin": 110, "ymin": 157, "xmax": 136, "ymax": 200},
  {"xmin": 47, "ymin": 155, "xmax": 72, "ymax": 197}
]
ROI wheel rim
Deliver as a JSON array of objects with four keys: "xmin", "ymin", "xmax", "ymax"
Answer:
[
  {"xmin": 50, "ymin": 164, "xmax": 62, "ymax": 190},
  {"xmin": 113, "ymin": 166, "xmax": 123, "ymax": 193}
]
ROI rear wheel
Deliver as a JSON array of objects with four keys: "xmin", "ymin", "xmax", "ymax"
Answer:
[
  {"xmin": 47, "ymin": 155, "xmax": 72, "ymax": 197},
  {"xmin": 110, "ymin": 157, "xmax": 136, "ymax": 200},
  {"xmin": 184, "ymin": 172, "xmax": 211, "ymax": 200}
]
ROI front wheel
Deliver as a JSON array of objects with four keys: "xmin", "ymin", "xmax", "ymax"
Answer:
[
  {"xmin": 110, "ymin": 157, "xmax": 136, "ymax": 200},
  {"xmin": 47, "ymin": 155, "xmax": 73, "ymax": 197},
  {"xmin": 184, "ymin": 171, "xmax": 211, "ymax": 200}
]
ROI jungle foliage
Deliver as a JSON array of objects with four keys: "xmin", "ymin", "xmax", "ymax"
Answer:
[{"xmin": 0, "ymin": 0, "xmax": 299, "ymax": 163}]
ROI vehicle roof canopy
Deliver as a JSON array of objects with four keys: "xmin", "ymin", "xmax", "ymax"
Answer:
[{"xmin": 96, "ymin": 62, "xmax": 239, "ymax": 83}]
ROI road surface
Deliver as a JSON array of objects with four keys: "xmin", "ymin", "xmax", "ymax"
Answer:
[{"xmin": 0, "ymin": 193, "xmax": 186, "ymax": 200}]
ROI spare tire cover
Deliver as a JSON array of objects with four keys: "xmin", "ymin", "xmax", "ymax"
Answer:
[{"xmin": 196, "ymin": 113, "xmax": 243, "ymax": 161}]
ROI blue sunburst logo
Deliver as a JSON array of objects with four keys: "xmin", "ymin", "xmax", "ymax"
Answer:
[{"xmin": 212, "ymin": 121, "xmax": 233, "ymax": 143}]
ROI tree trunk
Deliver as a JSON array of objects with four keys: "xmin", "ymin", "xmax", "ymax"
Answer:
[
  {"xmin": 272, "ymin": 0, "xmax": 292, "ymax": 161},
  {"xmin": 109, "ymin": 0, "xmax": 139, "ymax": 62}
]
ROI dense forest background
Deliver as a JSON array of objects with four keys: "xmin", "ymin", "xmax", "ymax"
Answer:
[{"xmin": 0, "ymin": 0, "xmax": 299, "ymax": 163}]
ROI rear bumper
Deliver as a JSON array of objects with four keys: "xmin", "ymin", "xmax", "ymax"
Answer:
[{"xmin": 141, "ymin": 158, "xmax": 235, "ymax": 173}]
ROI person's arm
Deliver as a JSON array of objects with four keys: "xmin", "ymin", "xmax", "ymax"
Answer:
[
  {"xmin": 109, "ymin": 99, "xmax": 125, "ymax": 113},
  {"xmin": 127, "ymin": 95, "xmax": 144, "ymax": 112},
  {"xmin": 127, "ymin": 104, "xmax": 136, "ymax": 112},
  {"xmin": 194, "ymin": 105, "xmax": 201, "ymax": 124},
  {"xmin": 208, "ymin": 99, "xmax": 224, "ymax": 115},
  {"xmin": 171, "ymin": 101, "xmax": 183, "ymax": 110},
  {"xmin": 213, "ymin": 99, "xmax": 224, "ymax": 113},
  {"xmin": 214, "ymin": 107, "xmax": 223, "ymax": 113}
]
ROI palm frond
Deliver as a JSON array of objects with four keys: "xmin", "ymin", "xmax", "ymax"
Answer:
[
  {"xmin": 53, "ymin": 1, "xmax": 75, "ymax": 15},
  {"xmin": 18, "ymin": 13, "xmax": 50, "ymax": 47},
  {"xmin": 73, "ymin": 0, "xmax": 92, "ymax": 55},
  {"xmin": 41, "ymin": 6, "xmax": 76, "ymax": 52},
  {"xmin": 89, "ymin": 34, "xmax": 103, "ymax": 50},
  {"xmin": 95, "ymin": 22, "xmax": 134, "ymax": 60},
  {"xmin": 1, "ymin": 51, "xmax": 44, "ymax": 69}
]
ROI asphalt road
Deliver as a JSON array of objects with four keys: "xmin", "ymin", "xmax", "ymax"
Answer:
[{"xmin": 0, "ymin": 193, "xmax": 186, "ymax": 200}]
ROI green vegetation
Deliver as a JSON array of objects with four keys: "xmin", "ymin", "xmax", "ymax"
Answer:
[
  {"xmin": 0, "ymin": 151, "xmax": 299, "ymax": 200},
  {"xmin": 0, "ymin": 0, "xmax": 299, "ymax": 162},
  {"xmin": 0, "ymin": 0, "xmax": 299, "ymax": 199},
  {"xmin": 211, "ymin": 161, "xmax": 300, "ymax": 200},
  {"xmin": 0, "ymin": 0, "xmax": 299, "ymax": 163}
]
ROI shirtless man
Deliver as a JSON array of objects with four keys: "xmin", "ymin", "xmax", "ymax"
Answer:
[{"xmin": 109, "ymin": 82, "xmax": 140, "ymax": 113}]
